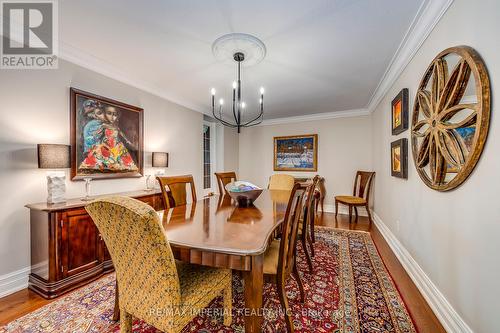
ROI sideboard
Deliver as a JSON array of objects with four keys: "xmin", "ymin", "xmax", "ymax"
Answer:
[{"xmin": 25, "ymin": 190, "xmax": 164, "ymax": 299}]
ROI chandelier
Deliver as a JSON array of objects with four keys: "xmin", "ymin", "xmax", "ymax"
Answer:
[{"xmin": 210, "ymin": 33, "xmax": 266, "ymax": 133}]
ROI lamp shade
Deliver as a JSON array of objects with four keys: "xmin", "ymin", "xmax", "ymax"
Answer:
[
  {"xmin": 152, "ymin": 152, "xmax": 168, "ymax": 167},
  {"xmin": 37, "ymin": 144, "xmax": 71, "ymax": 169}
]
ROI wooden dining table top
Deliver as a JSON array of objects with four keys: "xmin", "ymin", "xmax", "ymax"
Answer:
[{"xmin": 157, "ymin": 189, "xmax": 291, "ymax": 256}]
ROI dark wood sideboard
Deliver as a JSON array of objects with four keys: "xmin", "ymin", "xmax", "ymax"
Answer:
[{"xmin": 25, "ymin": 190, "xmax": 164, "ymax": 299}]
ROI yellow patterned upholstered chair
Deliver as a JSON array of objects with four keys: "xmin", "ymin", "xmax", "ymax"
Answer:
[
  {"xmin": 268, "ymin": 174, "xmax": 295, "ymax": 191},
  {"xmin": 85, "ymin": 196, "xmax": 232, "ymax": 333}
]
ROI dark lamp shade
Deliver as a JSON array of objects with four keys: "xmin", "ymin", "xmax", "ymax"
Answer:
[
  {"xmin": 37, "ymin": 144, "xmax": 71, "ymax": 169},
  {"xmin": 152, "ymin": 152, "xmax": 168, "ymax": 167}
]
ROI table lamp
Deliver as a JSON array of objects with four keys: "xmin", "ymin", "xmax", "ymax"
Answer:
[
  {"xmin": 148, "ymin": 152, "xmax": 168, "ymax": 190},
  {"xmin": 37, "ymin": 144, "xmax": 71, "ymax": 204}
]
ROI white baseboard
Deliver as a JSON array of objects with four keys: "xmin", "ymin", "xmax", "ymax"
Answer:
[
  {"xmin": 321, "ymin": 204, "xmax": 369, "ymax": 217},
  {"xmin": 372, "ymin": 212, "xmax": 472, "ymax": 333},
  {"xmin": 0, "ymin": 266, "xmax": 30, "ymax": 298}
]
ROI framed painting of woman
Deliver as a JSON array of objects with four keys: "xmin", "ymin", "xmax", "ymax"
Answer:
[{"xmin": 70, "ymin": 88, "xmax": 144, "ymax": 180}]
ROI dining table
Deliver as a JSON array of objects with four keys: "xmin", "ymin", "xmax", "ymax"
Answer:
[{"xmin": 157, "ymin": 189, "xmax": 292, "ymax": 333}]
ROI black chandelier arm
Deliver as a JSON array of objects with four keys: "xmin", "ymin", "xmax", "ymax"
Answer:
[
  {"xmin": 212, "ymin": 108, "xmax": 238, "ymax": 128},
  {"xmin": 241, "ymin": 111, "xmax": 264, "ymax": 127}
]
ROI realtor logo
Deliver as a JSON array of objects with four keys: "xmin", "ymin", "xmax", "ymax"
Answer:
[{"xmin": 1, "ymin": 0, "xmax": 58, "ymax": 69}]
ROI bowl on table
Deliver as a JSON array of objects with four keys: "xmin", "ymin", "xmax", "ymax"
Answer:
[{"xmin": 225, "ymin": 181, "xmax": 263, "ymax": 207}]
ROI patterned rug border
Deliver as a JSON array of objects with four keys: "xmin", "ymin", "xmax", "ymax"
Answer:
[{"xmin": 316, "ymin": 225, "xmax": 419, "ymax": 332}]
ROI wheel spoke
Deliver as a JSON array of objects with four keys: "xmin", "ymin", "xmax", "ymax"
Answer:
[
  {"xmin": 437, "ymin": 129, "xmax": 466, "ymax": 168},
  {"xmin": 432, "ymin": 59, "xmax": 448, "ymax": 110},
  {"xmin": 416, "ymin": 132, "xmax": 431, "ymax": 168},
  {"xmin": 417, "ymin": 90, "xmax": 433, "ymax": 118},
  {"xmin": 437, "ymin": 59, "xmax": 471, "ymax": 113}
]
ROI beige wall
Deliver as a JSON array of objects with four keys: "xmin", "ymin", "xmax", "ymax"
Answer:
[
  {"xmin": 238, "ymin": 116, "xmax": 373, "ymax": 208},
  {"xmin": 371, "ymin": 0, "xmax": 500, "ymax": 331},
  {"xmin": 223, "ymin": 126, "xmax": 239, "ymax": 174},
  {"xmin": 0, "ymin": 59, "xmax": 204, "ymax": 277}
]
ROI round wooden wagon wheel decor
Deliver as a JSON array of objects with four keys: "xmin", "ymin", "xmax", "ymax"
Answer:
[{"xmin": 411, "ymin": 46, "xmax": 491, "ymax": 191}]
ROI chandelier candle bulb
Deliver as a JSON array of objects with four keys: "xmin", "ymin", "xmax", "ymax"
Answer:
[
  {"xmin": 211, "ymin": 88, "xmax": 216, "ymax": 95},
  {"xmin": 219, "ymin": 98, "xmax": 224, "ymax": 105}
]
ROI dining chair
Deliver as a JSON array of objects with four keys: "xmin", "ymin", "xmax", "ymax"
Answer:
[
  {"xmin": 268, "ymin": 174, "xmax": 295, "ymax": 191},
  {"xmin": 157, "ymin": 175, "xmax": 197, "ymax": 209},
  {"xmin": 335, "ymin": 171, "xmax": 375, "ymax": 224},
  {"xmin": 85, "ymin": 196, "xmax": 232, "ymax": 333},
  {"xmin": 263, "ymin": 183, "xmax": 306, "ymax": 333},
  {"xmin": 298, "ymin": 175, "xmax": 320, "ymax": 273},
  {"xmin": 214, "ymin": 171, "xmax": 237, "ymax": 195}
]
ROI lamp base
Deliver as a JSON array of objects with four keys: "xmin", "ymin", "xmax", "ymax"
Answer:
[{"xmin": 46, "ymin": 172, "xmax": 66, "ymax": 204}]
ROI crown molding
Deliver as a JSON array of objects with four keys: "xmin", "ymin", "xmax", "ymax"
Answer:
[
  {"xmin": 366, "ymin": 0, "xmax": 454, "ymax": 113},
  {"xmin": 258, "ymin": 108, "xmax": 370, "ymax": 126},
  {"xmin": 59, "ymin": 42, "xmax": 205, "ymax": 114}
]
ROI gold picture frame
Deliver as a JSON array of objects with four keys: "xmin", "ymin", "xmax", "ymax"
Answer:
[{"xmin": 273, "ymin": 134, "xmax": 318, "ymax": 171}]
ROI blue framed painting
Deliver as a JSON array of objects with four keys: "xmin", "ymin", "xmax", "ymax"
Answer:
[{"xmin": 274, "ymin": 134, "xmax": 318, "ymax": 171}]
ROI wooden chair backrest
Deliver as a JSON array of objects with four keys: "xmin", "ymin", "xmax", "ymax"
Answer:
[
  {"xmin": 353, "ymin": 171, "xmax": 375, "ymax": 202},
  {"xmin": 214, "ymin": 172, "xmax": 237, "ymax": 195},
  {"xmin": 268, "ymin": 174, "xmax": 295, "ymax": 191},
  {"xmin": 303, "ymin": 175, "xmax": 320, "ymax": 226},
  {"xmin": 277, "ymin": 183, "xmax": 306, "ymax": 282},
  {"xmin": 157, "ymin": 175, "xmax": 197, "ymax": 209}
]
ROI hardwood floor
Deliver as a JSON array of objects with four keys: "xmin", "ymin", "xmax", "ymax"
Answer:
[{"xmin": 0, "ymin": 213, "xmax": 445, "ymax": 332}]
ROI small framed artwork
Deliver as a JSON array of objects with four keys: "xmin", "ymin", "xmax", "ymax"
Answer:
[
  {"xmin": 274, "ymin": 134, "xmax": 318, "ymax": 171},
  {"xmin": 391, "ymin": 138, "xmax": 408, "ymax": 179},
  {"xmin": 391, "ymin": 88, "xmax": 409, "ymax": 135},
  {"xmin": 70, "ymin": 88, "xmax": 144, "ymax": 180}
]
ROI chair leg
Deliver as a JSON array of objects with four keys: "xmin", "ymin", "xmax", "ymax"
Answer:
[
  {"xmin": 366, "ymin": 204, "xmax": 373, "ymax": 225},
  {"xmin": 223, "ymin": 281, "xmax": 233, "ymax": 326},
  {"xmin": 354, "ymin": 206, "xmax": 359, "ymax": 223},
  {"xmin": 307, "ymin": 232, "xmax": 315, "ymax": 257},
  {"xmin": 120, "ymin": 308, "xmax": 132, "ymax": 333},
  {"xmin": 113, "ymin": 280, "xmax": 120, "ymax": 321},
  {"xmin": 321, "ymin": 197, "xmax": 325, "ymax": 215},
  {"xmin": 277, "ymin": 279, "xmax": 294, "ymax": 333},
  {"xmin": 348, "ymin": 205, "xmax": 353, "ymax": 223},
  {"xmin": 335, "ymin": 200, "xmax": 339, "ymax": 217},
  {"xmin": 293, "ymin": 255, "xmax": 305, "ymax": 303},
  {"xmin": 301, "ymin": 236, "xmax": 313, "ymax": 273}
]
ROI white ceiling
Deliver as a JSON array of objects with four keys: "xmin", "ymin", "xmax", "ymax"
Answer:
[{"xmin": 59, "ymin": 0, "xmax": 425, "ymax": 120}]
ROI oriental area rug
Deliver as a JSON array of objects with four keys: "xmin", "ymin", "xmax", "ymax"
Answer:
[{"xmin": 0, "ymin": 227, "xmax": 416, "ymax": 333}]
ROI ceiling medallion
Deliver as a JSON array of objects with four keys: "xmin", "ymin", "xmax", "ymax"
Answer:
[
  {"xmin": 212, "ymin": 33, "xmax": 266, "ymax": 67},
  {"xmin": 411, "ymin": 46, "xmax": 491, "ymax": 191},
  {"xmin": 210, "ymin": 33, "xmax": 266, "ymax": 133}
]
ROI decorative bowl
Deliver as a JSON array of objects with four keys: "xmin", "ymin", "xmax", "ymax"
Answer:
[{"xmin": 225, "ymin": 181, "xmax": 263, "ymax": 207}]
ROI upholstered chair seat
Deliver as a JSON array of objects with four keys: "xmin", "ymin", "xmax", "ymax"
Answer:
[
  {"xmin": 335, "ymin": 195, "xmax": 366, "ymax": 205},
  {"xmin": 175, "ymin": 261, "xmax": 232, "ymax": 329},
  {"xmin": 263, "ymin": 240, "xmax": 280, "ymax": 274},
  {"xmin": 85, "ymin": 196, "xmax": 232, "ymax": 333}
]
